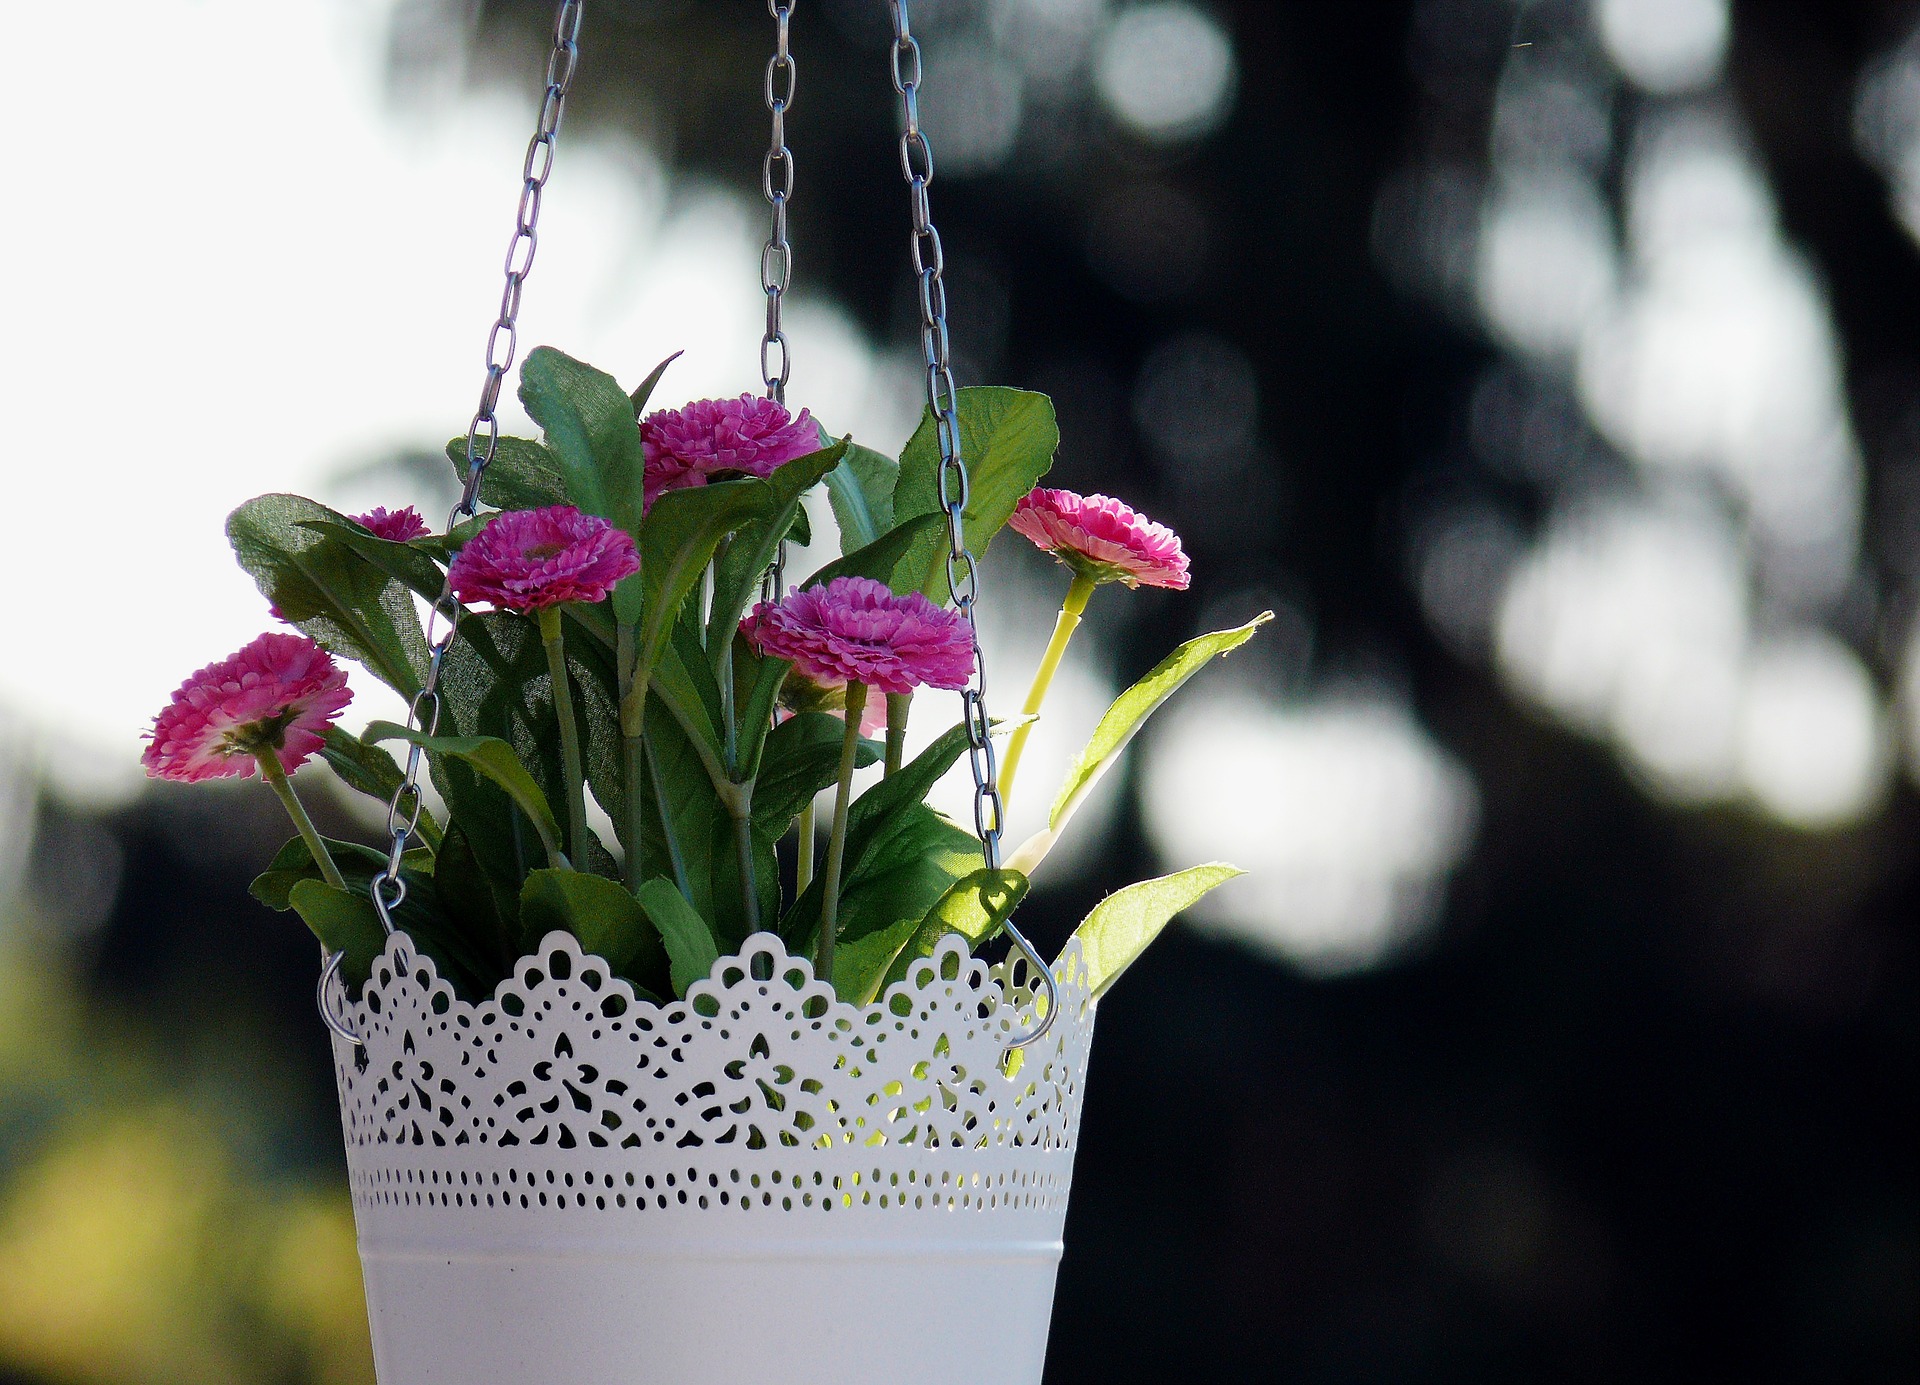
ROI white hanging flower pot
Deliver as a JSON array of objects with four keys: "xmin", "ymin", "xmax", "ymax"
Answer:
[{"xmin": 331, "ymin": 927, "xmax": 1097, "ymax": 1385}]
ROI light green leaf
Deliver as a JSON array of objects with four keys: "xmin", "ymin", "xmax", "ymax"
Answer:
[
  {"xmin": 519, "ymin": 346, "xmax": 648, "ymax": 531},
  {"xmin": 442, "ymin": 435, "xmax": 571, "ymax": 512},
  {"xmin": 317, "ymin": 727, "xmax": 442, "ymax": 851},
  {"xmin": 628, "ymin": 349, "xmax": 683, "ymax": 419},
  {"xmin": 806, "ymin": 512, "xmax": 948, "ymax": 596},
  {"xmin": 298, "ymin": 517, "xmax": 447, "ymax": 604},
  {"xmin": 365, "ymin": 721, "xmax": 565, "ymax": 868},
  {"xmin": 879, "ymin": 868, "xmax": 1030, "ymax": 993},
  {"xmin": 707, "ymin": 442, "xmax": 846, "ymax": 658},
  {"xmin": 627, "ymin": 478, "xmax": 770, "ymax": 670},
  {"xmin": 1072, "ymin": 864, "xmax": 1243, "ymax": 999},
  {"xmin": 1010, "ymin": 614, "xmax": 1271, "ymax": 876},
  {"xmin": 893, "ymin": 388, "xmax": 1058, "ymax": 602},
  {"xmin": 519, "ymin": 867, "xmax": 669, "ymax": 1000},
  {"xmin": 228, "ymin": 494, "xmax": 428, "ymax": 698},
  {"xmin": 288, "ymin": 879, "xmax": 388, "ymax": 991},
  {"xmin": 824, "ymin": 442, "xmax": 899, "ymax": 553},
  {"xmin": 834, "ymin": 916, "xmax": 920, "ymax": 1006},
  {"xmin": 635, "ymin": 877, "xmax": 722, "ymax": 998}
]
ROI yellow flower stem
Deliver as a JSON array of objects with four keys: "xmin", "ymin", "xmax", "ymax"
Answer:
[
  {"xmin": 538, "ymin": 604, "xmax": 590, "ymax": 867},
  {"xmin": 998, "ymin": 570, "xmax": 1096, "ymax": 811},
  {"xmin": 256, "ymin": 752, "xmax": 348, "ymax": 892},
  {"xmin": 885, "ymin": 691, "xmax": 912, "ymax": 777},
  {"xmin": 816, "ymin": 680, "xmax": 868, "ymax": 986}
]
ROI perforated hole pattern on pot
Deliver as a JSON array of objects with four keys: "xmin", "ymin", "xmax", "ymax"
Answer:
[{"xmin": 333, "ymin": 930, "xmax": 1096, "ymax": 1217}]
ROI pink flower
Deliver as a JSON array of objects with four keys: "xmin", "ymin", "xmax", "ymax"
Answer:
[
  {"xmin": 448, "ymin": 504, "xmax": 639, "ymax": 612},
  {"xmin": 641, "ymin": 395, "xmax": 818, "ymax": 509},
  {"xmin": 351, "ymin": 505, "xmax": 430, "ymax": 542},
  {"xmin": 143, "ymin": 633, "xmax": 352, "ymax": 783},
  {"xmin": 1008, "ymin": 487, "xmax": 1190, "ymax": 590},
  {"xmin": 741, "ymin": 576, "xmax": 974, "ymax": 697}
]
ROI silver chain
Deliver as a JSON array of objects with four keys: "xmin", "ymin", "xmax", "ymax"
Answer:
[
  {"xmin": 887, "ymin": 0, "xmax": 1055, "ymax": 1051},
  {"xmin": 762, "ymin": 0, "xmax": 797, "ymax": 605},
  {"xmin": 319, "ymin": 0, "xmax": 585, "ymax": 1044}
]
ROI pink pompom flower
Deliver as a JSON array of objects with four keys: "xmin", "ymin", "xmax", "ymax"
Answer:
[
  {"xmin": 641, "ymin": 395, "xmax": 818, "ymax": 509},
  {"xmin": 143, "ymin": 633, "xmax": 353, "ymax": 783},
  {"xmin": 351, "ymin": 505, "xmax": 430, "ymax": 542},
  {"xmin": 448, "ymin": 504, "xmax": 639, "ymax": 612},
  {"xmin": 1008, "ymin": 487, "xmax": 1190, "ymax": 590},
  {"xmin": 741, "ymin": 576, "xmax": 974, "ymax": 697}
]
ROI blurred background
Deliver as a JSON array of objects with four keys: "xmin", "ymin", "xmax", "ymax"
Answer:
[{"xmin": 0, "ymin": 0, "xmax": 1915, "ymax": 1380}]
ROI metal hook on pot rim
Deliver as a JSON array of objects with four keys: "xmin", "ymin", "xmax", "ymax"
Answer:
[
  {"xmin": 999, "ymin": 918, "xmax": 1058, "ymax": 1058},
  {"xmin": 316, "ymin": 950, "xmax": 364, "ymax": 1046}
]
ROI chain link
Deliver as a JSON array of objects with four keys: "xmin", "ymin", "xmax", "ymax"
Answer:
[
  {"xmin": 762, "ymin": 0, "xmax": 798, "ymax": 605},
  {"xmin": 886, "ymin": 0, "xmax": 1000, "ymax": 867},
  {"xmin": 888, "ymin": 1, "xmax": 1056, "ymax": 1052},
  {"xmin": 320, "ymin": 0, "xmax": 584, "ymax": 1046}
]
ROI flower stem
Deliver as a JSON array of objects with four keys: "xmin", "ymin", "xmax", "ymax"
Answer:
[
  {"xmin": 816, "ymin": 680, "xmax": 868, "ymax": 985},
  {"xmin": 619, "ymin": 622, "xmax": 645, "ymax": 892},
  {"xmin": 256, "ymin": 752, "xmax": 347, "ymax": 892},
  {"xmin": 730, "ymin": 789, "xmax": 761, "ymax": 934},
  {"xmin": 796, "ymin": 796, "xmax": 816, "ymax": 892},
  {"xmin": 885, "ymin": 692, "xmax": 912, "ymax": 777},
  {"xmin": 538, "ymin": 605, "xmax": 590, "ymax": 866},
  {"xmin": 999, "ymin": 570, "xmax": 1096, "ymax": 811}
]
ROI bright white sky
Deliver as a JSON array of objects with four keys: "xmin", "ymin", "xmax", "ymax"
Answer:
[{"xmin": 0, "ymin": 0, "xmax": 917, "ymax": 800}]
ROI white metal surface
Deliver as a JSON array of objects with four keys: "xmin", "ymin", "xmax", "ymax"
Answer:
[{"xmin": 332, "ymin": 929, "xmax": 1096, "ymax": 1384}]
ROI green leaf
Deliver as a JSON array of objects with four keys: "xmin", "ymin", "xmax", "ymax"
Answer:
[
  {"xmin": 317, "ymin": 727, "xmax": 443, "ymax": 851},
  {"xmin": 442, "ymin": 435, "xmax": 571, "ymax": 512},
  {"xmin": 635, "ymin": 688, "xmax": 723, "ymax": 920},
  {"xmin": 519, "ymin": 346, "xmax": 648, "ymax": 531},
  {"xmin": 706, "ymin": 442, "xmax": 846, "ymax": 659},
  {"xmin": 433, "ymin": 819, "xmax": 521, "ymax": 981},
  {"xmin": 749, "ymin": 711, "xmax": 882, "ymax": 835},
  {"xmin": 729, "ymin": 643, "xmax": 791, "ymax": 784},
  {"xmin": 1010, "ymin": 614, "xmax": 1271, "ymax": 875},
  {"xmin": 289, "ymin": 880, "xmax": 389, "ymax": 991},
  {"xmin": 365, "ymin": 721, "xmax": 566, "ymax": 868},
  {"xmin": 628, "ymin": 349, "xmax": 683, "ymax": 419},
  {"xmin": 893, "ymin": 388, "xmax": 1059, "ymax": 602},
  {"xmin": 519, "ymin": 867, "xmax": 669, "ymax": 1000},
  {"xmin": 1072, "ymin": 864, "xmax": 1244, "ymax": 998},
  {"xmin": 806, "ymin": 512, "xmax": 949, "ymax": 595},
  {"xmin": 628, "ymin": 478, "xmax": 770, "ymax": 672},
  {"xmin": 432, "ymin": 610, "xmax": 621, "ymax": 889},
  {"xmin": 787, "ymin": 504, "xmax": 813, "ymax": 548},
  {"xmin": 649, "ymin": 633, "xmax": 729, "ymax": 793},
  {"xmin": 824, "ymin": 442, "xmax": 899, "ymax": 553},
  {"xmin": 635, "ymin": 877, "xmax": 722, "ymax": 998},
  {"xmin": 299, "ymin": 518, "xmax": 448, "ymax": 603},
  {"xmin": 880, "ymin": 867, "xmax": 1030, "ymax": 992},
  {"xmin": 834, "ymin": 916, "xmax": 919, "ymax": 1006},
  {"xmin": 228, "ymin": 494, "xmax": 428, "ymax": 697},
  {"xmin": 833, "ymin": 806, "xmax": 982, "ymax": 952}
]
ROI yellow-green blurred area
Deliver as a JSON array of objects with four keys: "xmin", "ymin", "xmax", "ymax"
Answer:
[{"xmin": 0, "ymin": 885, "xmax": 371, "ymax": 1385}]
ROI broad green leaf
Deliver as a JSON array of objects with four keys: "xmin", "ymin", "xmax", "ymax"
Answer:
[
  {"xmin": 649, "ymin": 635, "xmax": 729, "ymax": 793},
  {"xmin": 832, "ymin": 807, "xmax": 982, "ymax": 953},
  {"xmin": 432, "ymin": 610, "xmax": 621, "ymax": 890},
  {"xmin": 289, "ymin": 880, "xmax": 389, "ymax": 991},
  {"xmin": 317, "ymin": 727, "xmax": 443, "ymax": 851},
  {"xmin": 880, "ymin": 868, "xmax": 1030, "ymax": 992},
  {"xmin": 1010, "ymin": 614, "xmax": 1271, "ymax": 876},
  {"xmin": 729, "ymin": 643, "xmax": 791, "ymax": 784},
  {"xmin": 806, "ymin": 512, "xmax": 948, "ymax": 595},
  {"xmin": 366, "ymin": 721, "xmax": 566, "ymax": 868},
  {"xmin": 442, "ymin": 435, "xmax": 571, "ymax": 512},
  {"xmin": 707, "ymin": 811, "xmax": 779, "ymax": 950},
  {"xmin": 628, "ymin": 349, "xmax": 683, "ymax": 419},
  {"xmin": 518, "ymin": 346, "xmax": 647, "ymax": 531},
  {"xmin": 299, "ymin": 518, "xmax": 447, "ymax": 603},
  {"xmin": 787, "ymin": 503, "xmax": 813, "ymax": 547},
  {"xmin": 635, "ymin": 688, "xmax": 723, "ymax": 919},
  {"xmin": 228, "ymin": 494, "xmax": 428, "ymax": 697},
  {"xmin": 707, "ymin": 442, "xmax": 846, "ymax": 659},
  {"xmin": 749, "ymin": 712, "xmax": 882, "ymax": 835},
  {"xmin": 626, "ymin": 478, "xmax": 769, "ymax": 672},
  {"xmin": 834, "ymin": 916, "xmax": 919, "ymax": 1006},
  {"xmin": 1072, "ymin": 864, "xmax": 1243, "ymax": 998},
  {"xmin": 893, "ymin": 388, "xmax": 1059, "ymax": 602},
  {"xmin": 520, "ymin": 867, "xmax": 669, "ymax": 1000},
  {"xmin": 635, "ymin": 877, "xmax": 722, "ymax": 998},
  {"xmin": 824, "ymin": 442, "xmax": 899, "ymax": 552}
]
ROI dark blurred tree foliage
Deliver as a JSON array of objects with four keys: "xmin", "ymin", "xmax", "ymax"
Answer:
[{"xmin": 43, "ymin": 2, "xmax": 1915, "ymax": 1382}]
